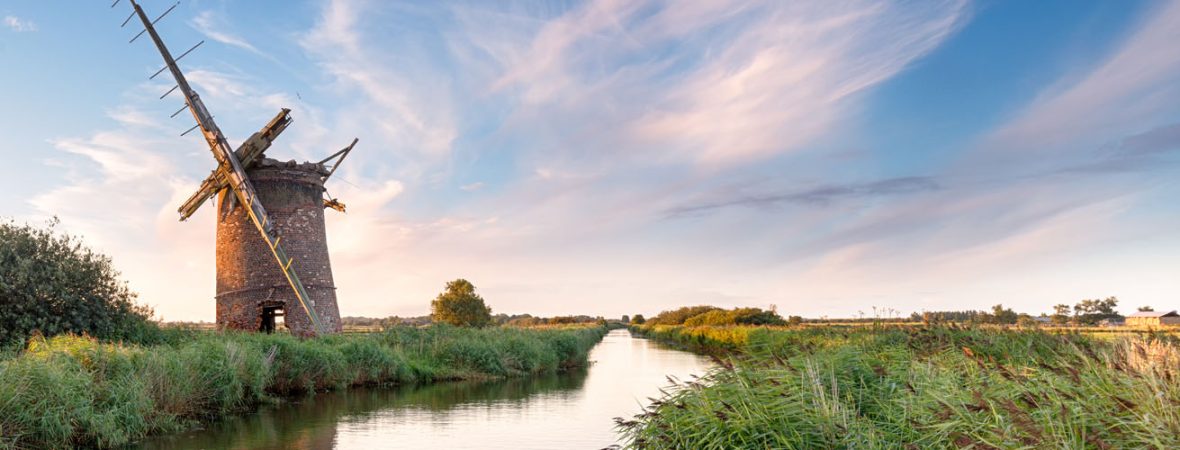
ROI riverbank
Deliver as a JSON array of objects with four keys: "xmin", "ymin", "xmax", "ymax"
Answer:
[
  {"xmin": 0, "ymin": 325, "xmax": 606, "ymax": 449},
  {"xmin": 621, "ymin": 324, "xmax": 1180, "ymax": 449}
]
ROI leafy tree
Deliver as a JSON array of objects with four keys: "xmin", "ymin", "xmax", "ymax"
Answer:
[
  {"xmin": 621, "ymin": 315, "xmax": 630, "ymax": 323},
  {"xmin": 989, "ymin": 304, "xmax": 1019, "ymax": 325},
  {"xmin": 1138, "ymin": 306, "xmax": 1154, "ymax": 312},
  {"xmin": 430, "ymin": 279, "xmax": 492, "ymax": 327},
  {"xmin": 631, "ymin": 314, "xmax": 646, "ymax": 325},
  {"xmin": 1072, "ymin": 297, "xmax": 1120, "ymax": 325},
  {"xmin": 1051, "ymin": 304, "xmax": 1072, "ymax": 325},
  {"xmin": 911, "ymin": 310, "xmax": 986, "ymax": 323},
  {"xmin": 787, "ymin": 315, "xmax": 804, "ymax": 326},
  {"xmin": 731, "ymin": 307, "xmax": 786, "ymax": 325},
  {"xmin": 0, "ymin": 219, "xmax": 155, "ymax": 345}
]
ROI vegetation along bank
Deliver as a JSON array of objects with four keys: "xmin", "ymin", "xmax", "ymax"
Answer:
[
  {"xmin": 0, "ymin": 219, "xmax": 607, "ymax": 449},
  {"xmin": 621, "ymin": 324, "xmax": 1180, "ymax": 449},
  {"xmin": 0, "ymin": 325, "xmax": 606, "ymax": 449}
]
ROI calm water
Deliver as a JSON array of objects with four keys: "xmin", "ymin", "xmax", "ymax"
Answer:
[{"xmin": 135, "ymin": 329, "xmax": 712, "ymax": 449}]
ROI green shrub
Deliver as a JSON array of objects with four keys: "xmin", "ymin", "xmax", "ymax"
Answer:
[
  {"xmin": 648, "ymin": 305, "xmax": 723, "ymax": 325},
  {"xmin": 0, "ymin": 219, "xmax": 156, "ymax": 346}
]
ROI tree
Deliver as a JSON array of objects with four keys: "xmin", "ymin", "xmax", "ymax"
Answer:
[
  {"xmin": 1073, "ymin": 297, "xmax": 1120, "ymax": 326},
  {"xmin": 1139, "ymin": 306, "xmax": 1154, "ymax": 312},
  {"xmin": 0, "ymin": 219, "xmax": 155, "ymax": 345},
  {"xmin": 430, "ymin": 279, "xmax": 492, "ymax": 327},
  {"xmin": 731, "ymin": 307, "xmax": 786, "ymax": 325},
  {"xmin": 787, "ymin": 315, "xmax": 804, "ymax": 326},
  {"xmin": 988, "ymin": 304, "xmax": 1019, "ymax": 325},
  {"xmin": 631, "ymin": 314, "xmax": 646, "ymax": 324},
  {"xmin": 621, "ymin": 315, "xmax": 630, "ymax": 323},
  {"xmin": 1051, "ymin": 304, "xmax": 1071, "ymax": 325}
]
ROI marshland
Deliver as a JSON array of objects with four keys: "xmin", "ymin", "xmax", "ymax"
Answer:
[
  {"xmin": 6, "ymin": 0, "xmax": 1180, "ymax": 449},
  {"xmin": 621, "ymin": 324, "xmax": 1180, "ymax": 449}
]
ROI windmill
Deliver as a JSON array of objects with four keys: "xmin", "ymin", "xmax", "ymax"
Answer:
[{"xmin": 116, "ymin": 0, "xmax": 356, "ymax": 336}]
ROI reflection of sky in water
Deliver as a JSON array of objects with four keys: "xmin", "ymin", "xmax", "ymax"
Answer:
[{"xmin": 135, "ymin": 330, "xmax": 712, "ymax": 449}]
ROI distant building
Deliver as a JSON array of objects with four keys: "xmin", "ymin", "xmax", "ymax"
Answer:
[{"xmin": 1125, "ymin": 311, "xmax": 1180, "ymax": 327}]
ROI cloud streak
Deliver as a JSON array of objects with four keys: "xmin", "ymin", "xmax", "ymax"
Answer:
[
  {"xmin": 3, "ymin": 15, "xmax": 36, "ymax": 32},
  {"xmin": 190, "ymin": 11, "xmax": 260, "ymax": 55},
  {"xmin": 452, "ymin": 0, "xmax": 969, "ymax": 167},
  {"xmin": 666, "ymin": 176, "xmax": 940, "ymax": 217}
]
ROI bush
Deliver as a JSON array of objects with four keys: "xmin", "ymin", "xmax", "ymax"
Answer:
[
  {"xmin": 683, "ymin": 310, "xmax": 732, "ymax": 326},
  {"xmin": 0, "ymin": 219, "xmax": 156, "ymax": 346},
  {"xmin": 648, "ymin": 306, "xmax": 723, "ymax": 325},
  {"xmin": 731, "ymin": 307, "xmax": 786, "ymax": 325},
  {"xmin": 680, "ymin": 307, "xmax": 786, "ymax": 327}
]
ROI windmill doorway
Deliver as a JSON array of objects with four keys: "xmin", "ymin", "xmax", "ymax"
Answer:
[{"xmin": 260, "ymin": 305, "xmax": 285, "ymax": 334}]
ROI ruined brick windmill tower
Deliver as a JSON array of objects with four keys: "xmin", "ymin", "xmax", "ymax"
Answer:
[{"xmin": 120, "ymin": 0, "xmax": 357, "ymax": 336}]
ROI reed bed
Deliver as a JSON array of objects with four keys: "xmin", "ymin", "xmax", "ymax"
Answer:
[
  {"xmin": 620, "ymin": 325, "xmax": 1180, "ymax": 449},
  {"xmin": 0, "ymin": 325, "xmax": 605, "ymax": 449}
]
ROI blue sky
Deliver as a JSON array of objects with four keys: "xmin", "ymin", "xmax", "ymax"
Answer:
[{"xmin": 2, "ymin": 0, "xmax": 1179, "ymax": 321}]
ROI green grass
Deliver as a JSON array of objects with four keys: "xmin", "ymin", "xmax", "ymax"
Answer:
[
  {"xmin": 620, "ymin": 324, "xmax": 1180, "ymax": 449},
  {"xmin": 0, "ymin": 325, "xmax": 605, "ymax": 449}
]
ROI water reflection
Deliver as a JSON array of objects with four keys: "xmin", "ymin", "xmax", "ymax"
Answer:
[{"xmin": 135, "ymin": 329, "xmax": 711, "ymax": 449}]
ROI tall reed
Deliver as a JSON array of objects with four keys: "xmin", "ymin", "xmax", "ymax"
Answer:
[
  {"xmin": 621, "ymin": 325, "xmax": 1180, "ymax": 449},
  {"xmin": 0, "ymin": 325, "xmax": 605, "ymax": 449}
]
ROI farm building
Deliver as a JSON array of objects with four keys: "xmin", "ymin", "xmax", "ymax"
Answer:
[{"xmin": 1125, "ymin": 310, "xmax": 1180, "ymax": 327}]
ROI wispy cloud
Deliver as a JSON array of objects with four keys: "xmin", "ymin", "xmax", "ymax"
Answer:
[
  {"xmin": 189, "ymin": 11, "xmax": 260, "ymax": 55},
  {"xmin": 28, "ymin": 112, "xmax": 215, "ymax": 321},
  {"xmin": 272, "ymin": 0, "xmax": 973, "ymax": 316},
  {"xmin": 3, "ymin": 15, "xmax": 36, "ymax": 32},
  {"xmin": 453, "ymin": 0, "xmax": 969, "ymax": 167},
  {"xmin": 969, "ymin": 0, "xmax": 1180, "ymax": 172},
  {"xmin": 299, "ymin": 0, "xmax": 458, "ymax": 178}
]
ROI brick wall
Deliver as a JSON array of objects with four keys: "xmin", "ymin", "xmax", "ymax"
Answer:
[{"xmin": 215, "ymin": 159, "xmax": 342, "ymax": 336}]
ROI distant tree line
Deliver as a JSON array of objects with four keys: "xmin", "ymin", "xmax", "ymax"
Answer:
[
  {"xmin": 627, "ymin": 296, "xmax": 1131, "ymax": 330},
  {"xmin": 909, "ymin": 297, "xmax": 1123, "ymax": 327},
  {"xmin": 340, "ymin": 315, "xmax": 431, "ymax": 328},
  {"xmin": 344, "ymin": 277, "xmax": 613, "ymax": 329}
]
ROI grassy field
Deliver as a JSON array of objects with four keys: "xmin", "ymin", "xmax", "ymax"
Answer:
[
  {"xmin": 0, "ymin": 325, "xmax": 605, "ymax": 449},
  {"xmin": 619, "ymin": 324, "xmax": 1180, "ymax": 449}
]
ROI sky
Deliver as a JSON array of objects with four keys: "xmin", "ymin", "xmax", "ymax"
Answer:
[{"xmin": 2, "ymin": 0, "xmax": 1179, "ymax": 321}]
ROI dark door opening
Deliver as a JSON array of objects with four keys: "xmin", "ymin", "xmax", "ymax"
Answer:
[{"xmin": 260, "ymin": 306, "xmax": 284, "ymax": 334}]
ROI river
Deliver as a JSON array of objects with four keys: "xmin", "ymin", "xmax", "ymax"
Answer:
[{"xmin": 134, "ymin": 329, "xmax": 712, "ymax": 449}]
